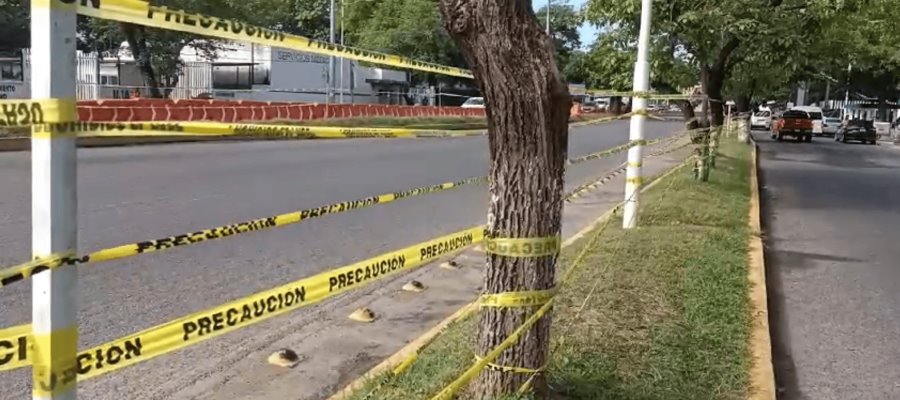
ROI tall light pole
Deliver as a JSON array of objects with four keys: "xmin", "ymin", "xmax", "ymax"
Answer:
[
  {"xmin": 622, "ymin": 0, "xmax": 652, "ymax": 229},
  {"xmin": 328, "ymin": 0, "xmax": 336, "ymax": 103},
  {"xmin": 339, "ymin": 0, "xmax": 345, "ymax": 104},
  {"xmin": 545, "ymin": 0, "xmax": 551, "ymax": 34}
]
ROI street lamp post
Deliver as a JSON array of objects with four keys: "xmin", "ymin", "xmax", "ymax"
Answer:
[
  {"xmin": 339, "ymin": 0, "xmax": 345, "ymax": 104},
  {"xmin": 622, "ymin": 0, "xmax": 652, "ymax": 229},
  {"xmin": 328, "ymin": 0, "xmax": 336, "ymax": 103},
  {"xmin": 545, "ymin": 0, "xmax": 551, "ymax": 34}
]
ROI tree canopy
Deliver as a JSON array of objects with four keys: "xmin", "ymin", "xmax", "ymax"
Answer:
[{"xmin": 583, "ymin": 0, "xmax": 900, "ymax": 122}]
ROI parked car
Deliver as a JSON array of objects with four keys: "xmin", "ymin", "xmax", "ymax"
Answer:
[
  {"xmin": 771, "ymin": 109, "xmax": 814, "ymax": 142},
  {"xmin": 750, "ymin": 111, "xmax": 773, "ymax": 130},
  {"xmin": 822, "ymin": 109, "xmax": 841, "ymax": 136},
  {"xmin": 461, "ymin": 97, "xmax": 485, "ymax": 108},
  {"xmin": 791, "ymin": 106, "xmax": 825, "ymax": 136},
  {"xmin": 835, "ymin": 119, "xmax": 877, "ymax": 144}
]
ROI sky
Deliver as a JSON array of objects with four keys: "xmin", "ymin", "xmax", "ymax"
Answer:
[{"xmin": 532, "ymin": 0, "xmax": 599, "ymax": 48}]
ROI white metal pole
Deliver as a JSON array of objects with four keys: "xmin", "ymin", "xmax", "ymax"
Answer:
[
  {"xmin": 545, "ymin": 0, "xmax": 551, "ymax": 34},
  {"xmin": 622, "ymin": 0, "xmax": 652, "ymax": 229},
  {"xmin": 328, "ymin": 0, "xmax": 336, "ymax": 103},
  {"xmin": 31, "ymin": 0, "xmax": 78, "ymax": 399},
  {"xmin": 339, "ymin": 0, "xmax": 345, "ymax": 104}
]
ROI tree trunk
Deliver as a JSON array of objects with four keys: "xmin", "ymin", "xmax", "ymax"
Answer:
[
  {"xmin": 677, "ymin": 100, "xmax": 699, "ymax": 130},
  {"xmin": 700, "ymin": 65, "xmax": 726, "ymax": 127},
  {"xmin": 735, "ymin": 94, "xmax": 751, "ymax": 113},
  {"xmin": 610, "ymin": 96, "xmax": 623, "ymax": 115},
  {"xmin": 439, "ymin": 0, "xmax": 569, "ymax": 397},
  {"xmin": 120, "ymin": 23, "xmax": 163, "ymax": 98}
]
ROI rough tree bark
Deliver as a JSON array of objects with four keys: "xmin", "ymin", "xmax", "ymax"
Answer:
[{"xmin": 439, "ymin": 0, "xmax": 570, "ymax": 397}]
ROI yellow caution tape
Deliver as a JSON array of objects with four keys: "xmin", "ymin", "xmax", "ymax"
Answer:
[
  {"xmin": 0, "ymin": 98, "xmax": 76, "ymax": 127},
  {"xmin": 0, "ymin": 176, "xmax": 487, "ymax": 289},
  {"xmin": 431, "ymin": 295, "xmax": 556, "ymax": 400},
  {"xmin": 29, "ymin": 121, "xmax": 486, "ymax": 139},
  {"xmin": 479, "ymin": 288, "xmax": 556, "ymax": 308},
  {"xmin": 473, "ymin": 354, "xmax": 545, "ymax": 374},
  {"xmin": 0, "ymin": 227, "xmax": 485, "ymax": 380},
  {"xmin": 31, "ymin": 326, "xmax": 79, "ymax": 397},
  {"xmin": 0, "ymin": 324, "xmax": 31, "ymax": 372},
  {"xmin": 484, "ymin": 236, "xmax": 560, "ymax": 258},
  {"xmin": 54, "ymin": 0, "xmax": 473, "ymax": 78},
  {"xmin": 580, "ymin": 90, "xmax": 703, "ymax": 100},
  {"xmin": 430, "ymin": 147, "xmax": 700, "ymax": 399}
]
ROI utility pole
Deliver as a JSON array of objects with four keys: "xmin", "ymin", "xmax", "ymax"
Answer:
[
  {"xmin": 31, "ymin": 0, "xmax": 78, "ymax": 398},
  {"xmin": 328, "ymin": 0, "xmax": 336, "ymax": 103},
  {"xmin": 339, "ymin": 0, "xmax": 345, "ymax": 104},
  {"xmin": 622, "ymin": 0, "xmax": 652, "ymax": 229},
  {"xmin": 545, "ymin": 0, "xmax": 550, "ymax": 34}
]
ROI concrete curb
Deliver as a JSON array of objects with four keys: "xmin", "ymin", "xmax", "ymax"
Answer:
[
  {"xmin": 327, "ymin": 153, "xmax": 693, "ymax": 400},
  {"xmin": 748, "ymin": 139, "xmax": 776, "ymax": 400}
]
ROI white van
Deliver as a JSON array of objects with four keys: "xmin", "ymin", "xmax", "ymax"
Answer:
[{"xmin": 791, "ymin": 106, "xmax": 824, "ymax": 135}]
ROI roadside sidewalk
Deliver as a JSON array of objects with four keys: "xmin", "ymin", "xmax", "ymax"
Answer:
[{"xmin": 150, "ymin": 136, "xmax": 694, "ymax": 400}]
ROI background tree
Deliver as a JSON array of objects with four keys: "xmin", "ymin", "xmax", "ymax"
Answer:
[
  {"xmin": 0, "ymin": 0, "xmax": 28, "ymax": 51},
  {"xmin": 583, "ymin": 0, "xmax": 865, "ymax": 125},
  {"xmin": 438, "ymin": 0, "xmax": 570, "ymax": 397},
  {"xmin": 342, "ymin": 0, "xmax": 466, "ymax": 89},
  {"xmin": 534, "ymin": 3, "xmax": 582, "ymax": 81}
]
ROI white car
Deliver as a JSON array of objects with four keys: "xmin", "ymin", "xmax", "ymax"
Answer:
[
  {"xmin": 750, "ymin": 111, "xmax": 773, "ymax": 130},
  {"xmin": 822, "ymin": 109, "xmax": 841, "ymax": 136},
  {"xmin": 791, "ymin": 106, "xmax": 824, "ymax": 135},
  {"xmin": 461, "ymin": 97, "xmax": 485, "ymax": 108}
]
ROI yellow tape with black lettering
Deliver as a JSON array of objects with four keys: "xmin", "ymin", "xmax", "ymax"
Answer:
[
  {"xmin": 53, "ymin": 0, "xmax": 472, "ymax": 78},
  {"xmin": 579, "ymin": 90, "xmax": 704, "ymax": 100},
  {"xmin": 0, "ymin": 98, "xmax": 76, "ymax": 127},
  {"xmin": 0, "ymin": 176, "xmax": 487, "ymax": 289},
  {"xmin": 484, "ymin": 236, "xmax": 560, "ymax": 258},
  {"xmin": 32, "ymin": 327, "xmax": 79, "ymax": 397},
  {"xmin": 0, "ymin": 227, "xmax": 485, "ymax": 380},
  {"xmin": 29, "ymin": 121, "xmax": 486, "ymax": 139},
  {"xmin": 0, "ymin": 324, "xmax": 32, "ymax": 373},
  {"xmin": 473, "ymin": 354, "xmax": 545, "ymax": 374},
  {"xmin": 479, "ymin": 288, "xmax": 556, "ymax": 308}
]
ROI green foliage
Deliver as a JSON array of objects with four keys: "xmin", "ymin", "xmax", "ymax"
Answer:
[
  {"xmin": 0, "ymin": 0, "xmax": 28, "ymax": 50},
  {"xmin": 342, "ymin": 0, "xmax": 464, "ymax": 84},
  {"xmin": 535, "ymin": 2, "xmax": 583, "ymax": 80}
]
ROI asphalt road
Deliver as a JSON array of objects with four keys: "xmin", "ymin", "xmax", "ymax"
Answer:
[
  {"xmin": 0, "ymin": 120, "xmax": 683, "ymax": 398},
  {"xmin": 756, "ymin": 132, "xmax": 900, "ymax": 399}
]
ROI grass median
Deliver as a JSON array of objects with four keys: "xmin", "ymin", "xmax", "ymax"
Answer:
[{"xmin": 344, "ymin": 138, "xmax": 752, "ymax": 400}]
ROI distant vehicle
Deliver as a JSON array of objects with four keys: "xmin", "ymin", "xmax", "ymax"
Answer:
[
  {"xmin": 791, "ymin": 106, "xmax": 824, "ymax": 136},
  {"xmin": 822, "ymin": 109, "xmax": 842, "ymax": 136},
  {"xmin": 461, "ymin": 97, "xmax": 485, "ymax": 108},
  {"xmin": 581, "ymin": 100, "xmax": 599, "ymax": 113},
  {"xmin": 835, "ymin": 119, "xmax": 877, "ymax": 144},
  {"xmin": 772, "ymin": 109, "xmax": 814, "ymax": 142},
  {"xmin": 750, "ymin": 111, "xmax": 773, "ymax": 130}
]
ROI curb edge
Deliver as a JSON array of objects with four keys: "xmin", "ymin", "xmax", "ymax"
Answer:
[{"xmin": 747, "ymin": 139, "xmax": 776, "ymax": 400}]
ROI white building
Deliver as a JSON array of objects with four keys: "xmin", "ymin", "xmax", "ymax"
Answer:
[{"xmin": 0, "ymin": 42, "xmax": 412, "ymax": 104}]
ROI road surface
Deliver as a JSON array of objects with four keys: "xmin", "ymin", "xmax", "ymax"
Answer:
[
  {"xmin": 756, "ymin": 133, "xmax": 900, "ymax": 399},
  {"xmin": 0, "ymin": 120, "xmax": 683, "ymax": 399}
]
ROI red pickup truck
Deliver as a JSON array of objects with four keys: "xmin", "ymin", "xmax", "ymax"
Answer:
[{"xmin": 771, "ymin": 110, "xmax": 813, "ymax": 142}]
